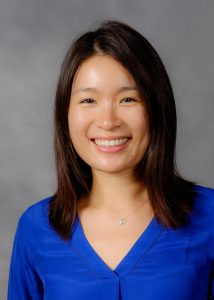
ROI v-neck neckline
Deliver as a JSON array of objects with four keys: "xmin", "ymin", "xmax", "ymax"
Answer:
[{"xmin": 70, "ymin": 212, "xmax": 164, "ymax": 279}]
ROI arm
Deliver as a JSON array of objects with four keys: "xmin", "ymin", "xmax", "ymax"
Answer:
[{"xmin": 7, "ymin": 212, "xmax": 43, "ymax": 300}]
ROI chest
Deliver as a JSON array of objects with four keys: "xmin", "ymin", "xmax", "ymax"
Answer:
[
  {"xmin": 40, "ymin": 220, "xmax": 212, "ymax": 300},
  {"xmin": 78, "ymin": 214, "xmax": 153, "ymax": 271},
  {"xmin": 38, "ymin": 209, "xmax": 213, "ymax": 300}
]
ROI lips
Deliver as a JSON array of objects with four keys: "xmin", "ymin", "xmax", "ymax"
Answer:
[
  {"xmin": 90, "ymin": 136, "xmax": 132, "ymax": 140},
  {"xmin": 90, "ymin": 137, "xmax": 131, "ymax": 146},
  {"xmin": 90, "ymin": 137, "xmax": 131, "ymax": 153},
  {"xmin": 94, "ymin": 137, "xmax": 129, "ymax": 147}
]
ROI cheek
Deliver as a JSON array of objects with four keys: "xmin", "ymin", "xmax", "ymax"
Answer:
[
  {"xmin": 68, "ymin": 108, "xmax": 89, "ymax": 141},
  {"xmin": 130, "ymin": 108, "xmax": 148, "ymax": 137},
  {"xmin": 135, "ymin": 114, "xmax": 147, "ymax": 130}
]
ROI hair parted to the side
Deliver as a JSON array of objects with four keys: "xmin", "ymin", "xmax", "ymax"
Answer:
[{"xmin": 49, "ymin": 19, "xmax": 198, "ymax": 241}]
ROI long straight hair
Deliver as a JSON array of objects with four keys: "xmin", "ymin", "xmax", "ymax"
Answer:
[{"xmin": 49, "ymin": 19, "xmax": 198, "ymax": 241}]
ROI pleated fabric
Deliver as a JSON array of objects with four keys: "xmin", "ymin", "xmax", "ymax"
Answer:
[{"xmin": 7, "ymin": 184, "xmax": 214, "ymax": 299}]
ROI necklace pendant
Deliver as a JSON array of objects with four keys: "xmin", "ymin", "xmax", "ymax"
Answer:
[{"xmin": 118, "ymin": 217, "xmax": 126, "ymax": 225}]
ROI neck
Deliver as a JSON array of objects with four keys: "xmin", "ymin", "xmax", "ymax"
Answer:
[{"xmin": 85, "ymin": 169, "xmax": 149, "ymax": 213}]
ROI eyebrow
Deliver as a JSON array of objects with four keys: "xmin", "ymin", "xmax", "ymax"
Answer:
[{"xmin": 73, "ymin": 86, "xmax": 138, "ymax": 95}]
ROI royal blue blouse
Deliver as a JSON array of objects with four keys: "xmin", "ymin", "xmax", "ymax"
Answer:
[{"xmin": 7, "ymin": 184, "xmax": 214, "ymax": 299}]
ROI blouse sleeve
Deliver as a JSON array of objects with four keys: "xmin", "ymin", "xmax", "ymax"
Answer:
[{"xmin": 7, "ymin": 212, "xmax": 43, "ymax": 300}]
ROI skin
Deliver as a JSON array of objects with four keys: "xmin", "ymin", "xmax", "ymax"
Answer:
[
  {"xmin": 68, "ymin": 54, "xmax": 155, "ymax": 270},
  {"xmin": 68, "ymin": 54, "xmax": 152, "ymax": 217}
]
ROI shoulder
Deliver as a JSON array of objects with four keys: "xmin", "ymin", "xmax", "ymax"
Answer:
[
  {"xmin": 19, "ymin": 195, "xmax": 53, "ymax": 224},
  {"xmin": 190, "ymin": 184, "xmax": 214, "ymax": 228},
  {"xmin": 15, "ymin": 195, "xmax": 54, "ymax": 244},
  {"xmin": 194, "ymin": 183, "xmax": 214, "ymax": 197},
  {"xmin": 193, "ymin": 184, "xmax": 214, "ymax": 211}
]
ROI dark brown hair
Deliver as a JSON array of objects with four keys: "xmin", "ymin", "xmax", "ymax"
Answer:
[{"xmin": 49, "ymin": 19, "xmax": 197, "ymax": 241}]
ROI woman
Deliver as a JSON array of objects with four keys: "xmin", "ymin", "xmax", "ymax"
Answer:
[{"xmin": 7, "ymin": 20, "xmax": 214, "ymax": 299}]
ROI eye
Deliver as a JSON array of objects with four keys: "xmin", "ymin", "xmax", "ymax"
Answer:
[
  {"xmin": 121, "ymin": 98, "xmax": 137, "ymax": 103},
  {"xmin": 80, "ymin": 98, "xmax": 95, "ymax": 104}
]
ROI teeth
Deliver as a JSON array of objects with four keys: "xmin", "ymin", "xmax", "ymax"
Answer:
[{"xmin": 94, "ymin": 138, "xmax": 129, "ymax": 147}]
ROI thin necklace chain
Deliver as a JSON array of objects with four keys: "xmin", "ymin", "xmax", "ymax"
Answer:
[
  {"xmin": 87, "ymin": 195, "xmax": 148, "ymax": 225},
  {"xmin": 118, "ymin": 200, "xmax": 148, "ymax": 225}
]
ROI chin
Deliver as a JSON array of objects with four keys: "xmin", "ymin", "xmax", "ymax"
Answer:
[{"xmin": 91, "ymin": 164, "xmax": 132, "ymax": 174}]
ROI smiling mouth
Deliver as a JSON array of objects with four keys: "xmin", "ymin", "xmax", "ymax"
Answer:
[{"xmin": 91, "ymin": 137, "xmax": 131, "ymax": 148}]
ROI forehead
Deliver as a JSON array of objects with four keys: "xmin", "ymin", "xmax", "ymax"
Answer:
[{"xmin": 71, "ymin": 55, "xmax": 138, "ymax": 94}]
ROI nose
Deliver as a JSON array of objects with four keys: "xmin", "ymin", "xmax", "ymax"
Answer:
[{"xmin": 95, "ymin": 102, "xmax": 122, "ymax": 130}]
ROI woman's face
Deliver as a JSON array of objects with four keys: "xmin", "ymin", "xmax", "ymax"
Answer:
[{"xmin": 68, "ymin": 54, "xmax": 149, "ymax": 175}]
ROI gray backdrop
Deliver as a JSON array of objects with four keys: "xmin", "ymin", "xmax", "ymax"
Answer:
[{"xmin": 1, "ymin": 0, "xmax": 213, "ymax": 298}]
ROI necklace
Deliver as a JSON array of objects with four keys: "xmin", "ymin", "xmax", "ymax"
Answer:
[
  {"xmin": 118, "ymin": 201, "xmax": 148, "ymax": 225},
  {"xmin": 85, "ymin": 195, "xmax": 148, "ymax": 225}
]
